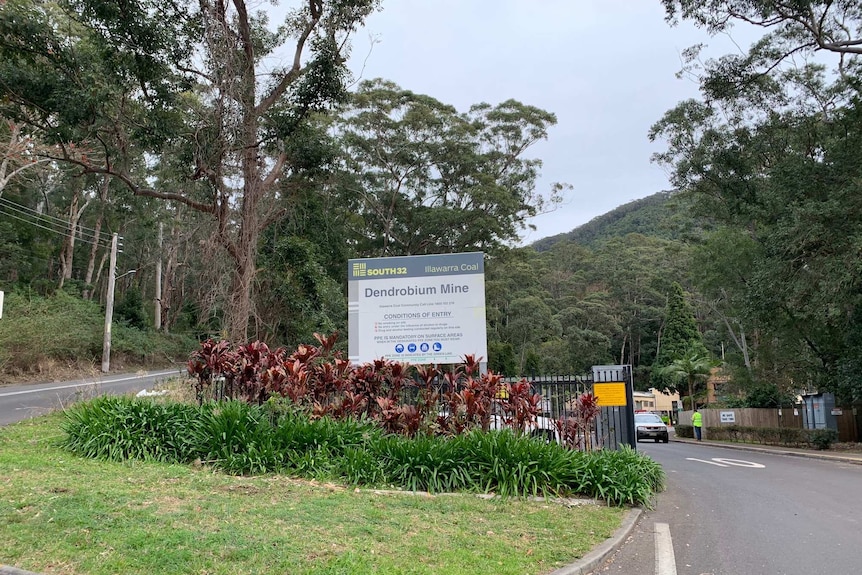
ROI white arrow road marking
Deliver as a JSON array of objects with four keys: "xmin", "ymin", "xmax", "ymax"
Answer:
[
  {"xmin": 686, "ymin": 458, "xmax": 729, "ymax": 467},
  {"xmin": 712, "ymin": 458, "xmax": 765, "ymax": 468},
  {"xmin": 654, "ymin": 522, "xmax": 677, "ymax": 575},
  {"xmin": 686, "ymin": 457, "xmax": 765, "ymax": 468}
]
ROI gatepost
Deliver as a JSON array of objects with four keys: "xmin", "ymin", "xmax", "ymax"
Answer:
[{"xmin": 592, "ymin": 365, "xmax": 636, "ymax": 450}]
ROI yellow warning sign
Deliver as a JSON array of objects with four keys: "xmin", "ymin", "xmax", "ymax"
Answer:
[{"xmin": 593, "ymin": 382, "xmax": 627, "ymax": 406}]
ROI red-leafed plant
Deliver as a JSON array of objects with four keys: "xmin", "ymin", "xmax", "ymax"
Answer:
[
  {"xmin": 188, "ymin": 338, "xmax": 539, "ymax": 441},
  {"xmin": 232, "ymin": 340, "xmax": 275, "ymax": 404},
  {"xmin": 500, "ymin": 378, "xmax": 541, "ymax": 435},
  {"xmin": 557, "ymin": 392, "xmax": 602, "ymax": 451},
  {"xmin": 186, "ymin": 339, "xmax": 236, "ymax": 403},
  {"xmin": 438, "ymin": 362, "xmax": 501, "ymax": 434}
]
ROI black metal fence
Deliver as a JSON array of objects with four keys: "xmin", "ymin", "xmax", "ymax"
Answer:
[{"xmin": 513, "ymin": 370, "xmax": 635, "ymax": 451}]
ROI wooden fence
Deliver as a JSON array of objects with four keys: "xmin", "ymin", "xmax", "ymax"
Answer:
[
  {"xmin": 679, "ymin": 407, "xmax": 860, "ymax": 442},
  {"xmin": 835, "ymin": 408, "xmax": 861, "ymax": 443}
]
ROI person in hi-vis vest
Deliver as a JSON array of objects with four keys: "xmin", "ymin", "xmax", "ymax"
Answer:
[{"xmin": 691, "ymin": 408, "xmax": 703, "ymax": 441}]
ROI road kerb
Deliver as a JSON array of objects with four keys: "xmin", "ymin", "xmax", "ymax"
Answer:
[{"xmin": 548, "ymin": 507, "xmax": 642, "ymax": 575}]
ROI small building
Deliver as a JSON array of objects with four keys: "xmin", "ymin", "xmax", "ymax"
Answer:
[
  {"xmin": 633, "ymin": 391, "xmax": 656, "ymax": 412},
  {"xmin": 633, "ymin": 389, "xmax": 682, "ymax": 424}
]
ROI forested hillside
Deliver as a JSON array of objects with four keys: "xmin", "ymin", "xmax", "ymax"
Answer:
[
  {"xmin": 1, "ymin": 1, "xmax": 861, "ymax": 407},
  {"xmin": 533, "ymin": 192, "xmax": 677, "ymax": 250}
]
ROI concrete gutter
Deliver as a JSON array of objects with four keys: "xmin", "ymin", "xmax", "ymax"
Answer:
[{"xmin": 548, "ymin": 507, "xmax": 642, "ymax": 575}]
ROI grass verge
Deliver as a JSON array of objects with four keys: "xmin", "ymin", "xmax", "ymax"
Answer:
[{"xmin": 1, "ymin": 414, "xmax": 626, "ymax": 575}]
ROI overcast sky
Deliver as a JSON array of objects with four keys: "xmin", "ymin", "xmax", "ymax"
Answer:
[{"xmin": 342, "ymin": 1, "xmax": 757, "ymax": 245}]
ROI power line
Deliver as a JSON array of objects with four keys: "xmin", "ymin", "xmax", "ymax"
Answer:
[
  {"xmin": 0, "ymin": 196, "xmax": 113, "ymax": 244},
  {"xmin": 0, "ymin": 196, "xmax": 110, "ymax": 243},
  {"xmin": 0, "ymin": 204, "xmax": 108, "ymax": 248}
]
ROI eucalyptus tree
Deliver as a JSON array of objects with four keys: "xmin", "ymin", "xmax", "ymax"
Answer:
[
  {"xmin": 590, "ymin": 234, "xmax": 689, "ymax": 387},
  {"xmin": 0, "ymin": 120, "xmax": 55, "ymax": 198},
  {"xmin": 535, "ymin": 241, "xmax": 618, "ymax": 374},
  {"xmin": 0, "ymin": 0, "xmax": 378, "ymax": 343},
  {"xmin": 484, "ymin": 248, "xmax": 548, "ymax": 370},
  {"xmin": 653, "ymin": 0, "xmax": 862, "ymax": 400},
  {"xmin": 331, "ymin": 79, "xmax": 566, "ymax": 257}
]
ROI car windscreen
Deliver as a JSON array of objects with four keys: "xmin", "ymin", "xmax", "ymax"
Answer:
[{"xmin": 634, "ymin": 414, "xmax": 663, "ymax": 424}]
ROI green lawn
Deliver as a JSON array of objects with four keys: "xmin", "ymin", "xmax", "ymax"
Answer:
[{"xmin": 1, "ymin": 414, "xmax": 626, "ymax": 575}]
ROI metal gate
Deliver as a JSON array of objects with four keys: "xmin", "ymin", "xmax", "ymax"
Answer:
[{"xmin": 514, "ymin": 365, "xmax": 635, "ymax": 450}]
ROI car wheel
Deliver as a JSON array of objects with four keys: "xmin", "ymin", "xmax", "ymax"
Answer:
[{"xmin": 663, "ymin": 437, "xmax": 669, "ymax": 443}]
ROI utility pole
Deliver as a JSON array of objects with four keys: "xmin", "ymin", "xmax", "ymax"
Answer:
[
  {"xmin": 101, "ymin": 233, "xmax": 118, "ymax": 373},
  {"xmin": 155, "ymin": 222, "xmax": 162, "ymax": 330}
]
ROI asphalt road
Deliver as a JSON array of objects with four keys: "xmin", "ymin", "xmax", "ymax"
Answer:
[
  {"xmin": 0, "ymin": 368, "xmax": 185, "ymax": 426},
  {"xmin": 590, "ymin": 439, "xmax": 862, "ymax": 575}
]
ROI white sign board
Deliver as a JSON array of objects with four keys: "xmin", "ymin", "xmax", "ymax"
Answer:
[
  {"xmin": 0, "ymin": 290, "xmax": 4, "ymax": 319},
  {"xmin": 720, "ymin": 411, "xmax": 736, "ymax": 423},
  {"xmin": 347, "ymin": 252, "xmax": 487, "ymax": 364}
]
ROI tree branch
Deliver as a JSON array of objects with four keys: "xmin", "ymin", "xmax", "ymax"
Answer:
[
  {"xmin": 255, "ymin": 0, "xmax": 321, "ymax": 115},
  {"xmin": 45, "ymin": 153, "xmax": 217, "ymax": 214}
]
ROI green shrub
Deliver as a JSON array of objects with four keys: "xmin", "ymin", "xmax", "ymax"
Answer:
[
  {"xmin": 115, "ymin": 286, "xmax": 148, "ymax": 329},
  {"xmin": 675, "ymin": 424, "xmax": 694, "ymax": 438},
  {"xmin": 0, "ymin": 290, "xmax": 103, "ymax": 368},
  {"xmin": 268, "ymin": 407, "xmax": 383, "ymax": 478},
  {"xmin": 700, "ymin": 424, "xmax": 838, "ymax": 450},
  {"xmin": 193, "ymin": 401, "xmax": 280, "ymax": 474},
  {"xmin": 268, "ymin": 405, "xmax": 381, "ymax": 455},
  {"xmin": 112, "ymin": 325, "xmax": 197, "ymax": 365},
  {"xmin": 60, "ymin": 396, "xmax": 201, "ymax": 463},
  {"xmin": 459, "ymin": 430, "xmax": 575, "ymax": 498},
  {"xmin": 808, "ymin": 429, "xmax": 838, "ymax": 450},
  {"xmin": 777, "ymin": 427, "xmax": 806, "ymax": 446},
  {"xmin": 565, "ymin": 447, "xmax": 664, "ymax": 507},
  {"xmin": 0, "ymin": 290, "xmax": 196, "ymax": 376},
  {"xmin": 335, "ymin": 446, "xmax": 388, "ymax": 485},
  {"xmin": 372, "ymin": 433, "xmax": 477, "ymax": 493},
  {"xmin": 60, "ymin": 397, "xmax": 665, "ymax": 506}
]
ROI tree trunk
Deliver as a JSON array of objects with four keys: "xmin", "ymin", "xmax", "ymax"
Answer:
[
  {"xmin": 83, "ymin": 177, "xmax": 109, "ymax": 299},
  {"xmin": 161, "ymin": 225, "xmax": 180, "ymax": 333},
  {"xmin": 226, "ymin": 246, "xmax": 257, "ymax": 344},
  {"xmin": 688, "ymin": 377, "xmax": 694, "ymax": 410},
  {"xmin": 82, "ymin": 211, "xmax": 102, "ymax": 299},
  {"xmin": 58, "ymin": 183, "xmax": 91, "ymax": 289},
  {"xmin": 93, "ymin": 250, "xmax": 108, "ymax": 303}
]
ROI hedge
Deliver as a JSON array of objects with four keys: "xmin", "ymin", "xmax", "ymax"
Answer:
[{"xmin": 687, "ymin": 424, "xmax": 837, "ymax": 450}]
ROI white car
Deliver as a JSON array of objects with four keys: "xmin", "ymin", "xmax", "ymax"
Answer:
[
  {"xmin": 490, "ymin": 413, "xmax": 560, "ymax": 443},
  {"xmin": 635, "ymin": 412, "xmax": 669, "ymax": 443},
  {"xmin": 439, "ymin": 406, "xmax": 561, "ymax": 442}
]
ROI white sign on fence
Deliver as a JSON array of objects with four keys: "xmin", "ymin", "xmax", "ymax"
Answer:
[
  {"xmin": 0, "ymin": 290, "xmax": 4, "ymax": 320},
  {"xmin": 720, "ymin": 411, "xmax": 736, "ymax": 423},
  {"xmin": 347, "ymin": 252, "xmax": 487, "ymax": 364}
]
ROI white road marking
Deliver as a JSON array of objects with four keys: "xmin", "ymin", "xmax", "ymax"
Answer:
[
  {"xmin": 0, "ymin": 369, "xmax": 181, "ymax": 398},
  {"xmin": 686, "ymin": 458, "xmax": 728, "ymax": 467},
  {"xmin": 686, "ymin": 457, "xmax": 765, "ymax": 468},
  {"xmin": 712, "ymin": 458, "xmax": 765, "ymax": 468},
  {"xmin": 654, "ymin": 522, "xmax": 677, "ymax": 575}
]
